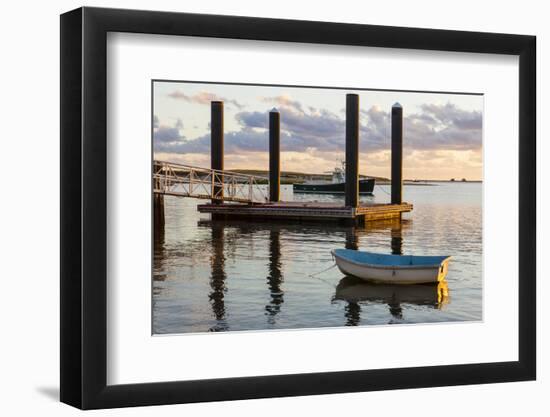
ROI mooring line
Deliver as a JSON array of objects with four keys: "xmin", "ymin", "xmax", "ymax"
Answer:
[
  {"xmin": 309, "ymin": 262, "xmax": 337, "ymax": 277},
  {"xmin": 308, "ymin": 263, "xmax": 338, "ymax": 288},
  {"xmin": 376, "ymin": 184, "xmax": 392, "ymax": 196}
]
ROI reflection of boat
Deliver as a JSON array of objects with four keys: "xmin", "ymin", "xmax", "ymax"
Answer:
[
  {"xmin": 293, "ymin": 161, "xmax": 375, "ymax": 195},
  {"xmin": 335, "ymin": 276, "xmax": 449, "ymax": 308},
  {"xmin": 331, "ymin": 249, "xmax": 451, "ymax": 284}
]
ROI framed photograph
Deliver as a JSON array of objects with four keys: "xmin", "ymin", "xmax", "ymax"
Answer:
[{"xmin": 60, "ymin": 6, "xmax": 536, "ymax": 409}]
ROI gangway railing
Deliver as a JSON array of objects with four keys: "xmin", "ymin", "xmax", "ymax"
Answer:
[{"xmin": 153, "ymin": 160, "xmax": 269, "ymax": 203}]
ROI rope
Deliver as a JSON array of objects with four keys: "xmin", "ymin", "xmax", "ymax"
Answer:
[
  {"xmin": 376, "ymin": 184, "xmax": 392, "ymax": 196},
  {"xmin": 308, "ymin": 262, "xmax": 338, "ymax": 288},
  {"xmin": 309, "ymin": 262, "xmax": 337, "ymax": 277}
]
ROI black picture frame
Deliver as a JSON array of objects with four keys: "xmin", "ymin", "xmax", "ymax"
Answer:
[{"xmin": 60, "ymin": 6, "xmax": 536, "ymax": 410}]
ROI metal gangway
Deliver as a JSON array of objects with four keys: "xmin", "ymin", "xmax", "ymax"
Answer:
[{"xmin": 153, "ymin": 160, "xmax": 269, "ymax": 203}]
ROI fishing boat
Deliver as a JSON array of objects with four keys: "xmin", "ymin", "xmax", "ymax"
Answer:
[
  {"xmin": 293, "ymin": 161, "xmax": 375, "ymax": 195},
  {"xmin": 331, "ymin": 249, "xmax": 451, "ymax": 284}
]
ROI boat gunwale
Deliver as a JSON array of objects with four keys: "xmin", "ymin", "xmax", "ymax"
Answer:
[{"xmin": 331, "ymin": 249, "xmax": 451, "ymax": 271}]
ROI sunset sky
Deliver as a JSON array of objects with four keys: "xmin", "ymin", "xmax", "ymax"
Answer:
[{"xmin": 153, "ymin": 81, "xmax": 483, "ymax": 180}]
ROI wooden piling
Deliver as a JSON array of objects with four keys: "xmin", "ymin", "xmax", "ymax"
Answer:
[
  {"xmin": 391, "ymin": 102, "xmax": 403, "ymax": 205},
  {"xmin": 153, "ymin": 193, "xmax": 165, "ymax": 237},
  {"xmin": 269, "ymin": 108, "xmax": 280, "ymax": 202},
  {"xmin": 211, "ymin": 101, "xmax": 224, "ymax": 204},
  {"xmin": 345, "ymin": 94, "xmax": 359, "ymax": 208}
]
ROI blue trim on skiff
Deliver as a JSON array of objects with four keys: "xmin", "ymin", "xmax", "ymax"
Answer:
[{"xmin": 333, "ymin": 249, "xmax": 450, "ymax": 267}]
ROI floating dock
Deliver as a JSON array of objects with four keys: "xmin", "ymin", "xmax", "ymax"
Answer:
[
  {"xmin": 154, "ymin": 95, "xmax": 412, "ymax": 226},
  {"xmin": 198, "ymin": 201, "xmax": 413, "ymax": 224}
]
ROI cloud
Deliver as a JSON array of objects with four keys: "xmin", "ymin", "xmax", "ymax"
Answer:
[
  {"xmin": 235, "ymin": 106, "xmax": 346, "ymax": 152},
  {"xmin": 154, "ymin": 127, "xmax": 182, "ymax": 143},
  {"xmin": 261, "ymin": 95, "xmax": 305, "ymax": 114},
  {"xmin": 360, "ymin": 106, "xmax": 391, "ymax": 151},
  {"xmin": 167, "ymin": 90, "xmax": 245, "ymax": 109},
  {"xmin": 405, "ymin": 103, "xmax": 482, "ymax": 151},
  {"xmin": 155, "ymin": 98, "xmax": 482, "ymax": 165},
  {"xmin": 153, "ymin": 117, "xmax": 186, "ymax": 149},
  {"xmin": 154, "ymin": 128, "xmax": 268, "ymax": 154},
  {"xmin": 418, "ymin": 103, "xmax": 482, "ymax": 130}
]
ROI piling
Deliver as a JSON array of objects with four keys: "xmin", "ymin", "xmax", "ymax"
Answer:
[
  {"xmin": 153, "ymin": 193, "xmax": 164, "ymax": 230},
  {"xmin": 269, "ymin": 108, "xmax": 281, "ymax": 202},
  {"xmin": 391, "ymin": 102, "xmax": 403, "ymax": 205},
  {"xmin": 345, "ymin": 94, "xmax": 359, "ymax": 208},
  {"xmin": 211, "ymin": 101, "xmax": 224, "ymax": 204}
]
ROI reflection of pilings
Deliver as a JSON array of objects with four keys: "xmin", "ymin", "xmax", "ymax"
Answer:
[
  {"xmin": 390, "ymin": 223, "xmax": 403, "ymax": 255},
  {"xmin": 266, "ymin": 230, "xmax": 284, "ymax": 323},
  {"xmin": 269, "ymin": 109, "xmax": 280, "ymax": 202},
  {"xmin": 345, "ymin": 227, "xmax": 359, "ymax": 250},
  {"xmin": 345, "ymin": 94, "xmax": 359, "ymax": 208},
  {"xmin": 211, "ymin": 101, "xmax": 224, "ymax": 204},
  {"xmin": 209, "ymin": 224, "xmax": 227, "ymax": 330},
  {"xmin": 344, "ymin": 302, "xmax": 361, "ymax": 326},
  {"xmin": 388, "ymin": 297, "xmax": 403, "ymax": 320},
  {"xmin": 391, "ymin": 102, "xmax": 403, "ymax": 205}
]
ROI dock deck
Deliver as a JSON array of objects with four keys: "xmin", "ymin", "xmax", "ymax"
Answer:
[{"xmin": 198, "ymin": 201, "xmax": 413, "ymax": 223}]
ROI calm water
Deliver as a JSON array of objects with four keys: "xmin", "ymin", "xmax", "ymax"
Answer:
[{"xmin": 153, "ymin": 183, "xmax": 482, "ymax": 334}]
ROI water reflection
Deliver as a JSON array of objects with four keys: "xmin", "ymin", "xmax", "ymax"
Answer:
[
  {"xmin": 209, "ymin": 223, "xmax": 228, "ymax": 331},
  {"xmin": 200, "ymin": 218, "xmax": 417, "ymax": 328},
  {"xmin": 266, "ymin": 230, "xmax": 284, "ymax": 324},
  {"xmin": 153, "ymin": 183, "xmax": 481, "ymax": 334},
  {"xmin": 344, "ymin": 301, "xmax": 361, "ymax": 326},
  {"xmin": 346, "ymin": 219, "xmax": 406, "ymax": 254},
  {"xmin": 345, "ymin": 228, "xmax": 358, "ymax": 250},
  {"xmin": 391, "ymin": 223, "xmax": 403, "ymax": 255},
  {"xmin": 200, "ymin": 220, "xmax": 288, "ymax": 329},
  {"xmin": 334, "ymin": 276, "xmax": 449, "ymax": 323}
]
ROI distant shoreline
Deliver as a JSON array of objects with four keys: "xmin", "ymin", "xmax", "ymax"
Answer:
[
  {"xmin": 230, "ymin": 169, "xmax": 482, "ymax": 185},
  {"xmin": 377, "ymin": 180, "xmax": 482, "ymax": 185}
]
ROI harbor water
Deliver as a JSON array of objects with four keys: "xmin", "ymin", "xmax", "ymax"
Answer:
[{"xmin": 153, "ymin": 182, "xmax": 482, "ymax": 334}]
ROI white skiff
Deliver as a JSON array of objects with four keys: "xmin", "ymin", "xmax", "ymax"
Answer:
[{"xmin": 331, "ymin": 249, "xmax": 451, "ymax": 284}]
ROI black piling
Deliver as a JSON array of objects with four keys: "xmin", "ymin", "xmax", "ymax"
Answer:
[
  {"xmin": 211, "ymin": 101, "xmax": 224, "ymax": 204},
  {"xmin": 391, "ymin": 102, "xmax": 403, "ymax": 205},
  {"xmin": 269, "ymin": 108, "xmax": 281, "ymax": 202},
  {"xmin": 153, "ymin": 193, "xmax": 165, "ymax": 235},
  {"xmin": 345, "ymin": 94, "xmax": 360, "ymax": 208}
]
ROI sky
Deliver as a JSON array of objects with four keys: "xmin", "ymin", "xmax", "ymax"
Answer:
[{"xmin": 153, "ymin": 81, "xmax": 483, "ymax": 180}]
